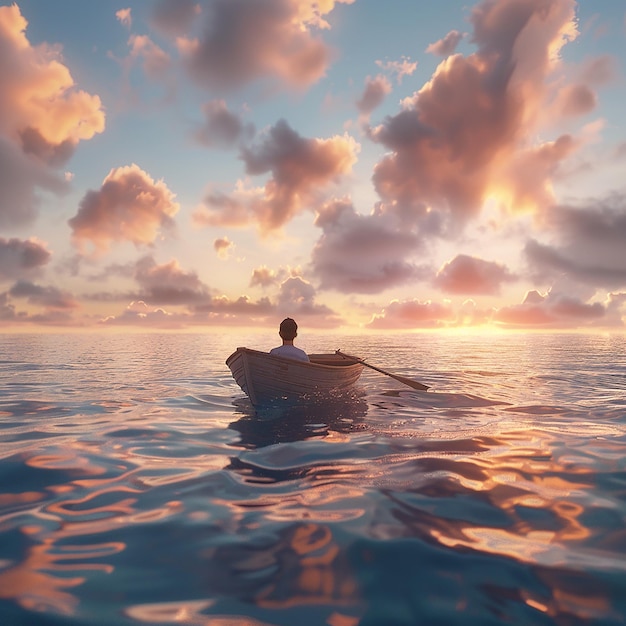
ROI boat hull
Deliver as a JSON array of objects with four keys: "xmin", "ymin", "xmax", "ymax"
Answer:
[{"xmin": 226, "ymin": 347, "xmax": 364, "ymax": 406}]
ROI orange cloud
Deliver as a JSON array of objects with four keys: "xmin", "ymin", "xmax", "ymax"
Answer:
[
  {"xmin": 369, "ymin": 0, "xmax": 581, "ymax": 233},
  {"xmin": 0, "ymin": 4, "xmax": 104, "ymax": 227},
  {"xmin": 194, "ymin": 120, "xmax": 359, "ymax": 233},
  {"xmin": 434, "ymin": 254, "xmax": 516, "ymax": 295},
  {"xmin": 0, "ymin": 4, "xmax": 105, "ymax": 149},
  {"xmin": 69, "ymin": 165, "xmax": 180, "ymax": 255},
  {"xmin": 151, "ymin": 0, "xmax": 201, "ymax": 37}
]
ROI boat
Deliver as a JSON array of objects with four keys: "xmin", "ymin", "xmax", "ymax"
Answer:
[{"xmin": 226, "ymin": 347, "xmax": 364, "ymax": 406}]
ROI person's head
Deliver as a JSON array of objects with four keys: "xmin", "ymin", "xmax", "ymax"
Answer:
[{"xmin": 279, "ymin": 317, "xmax": 298, "ymax": 341}]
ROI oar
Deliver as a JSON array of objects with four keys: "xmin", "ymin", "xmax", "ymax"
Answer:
[{"xmin": 336, "ymin": 350, "xmax": 429, "ymax": 391}]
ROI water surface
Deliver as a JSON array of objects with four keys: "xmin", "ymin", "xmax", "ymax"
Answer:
[{"xmin": 0, "ymin": 332, "xmax": 625, "ymax": 625}]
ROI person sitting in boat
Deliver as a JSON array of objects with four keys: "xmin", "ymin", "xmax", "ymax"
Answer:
[{"xmin": 269, "ymin": 318, "xmax": 310, "ymax": 362}]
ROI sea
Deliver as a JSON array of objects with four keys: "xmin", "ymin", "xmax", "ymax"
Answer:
[{"xmin": 0, "ymin": 331, "xmax": 625, "ymax": 626}]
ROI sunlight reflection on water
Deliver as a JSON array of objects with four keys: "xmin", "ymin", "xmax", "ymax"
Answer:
[{"xmin": 0, "ymin": 332, "xmax": 624, "ymax": 625}]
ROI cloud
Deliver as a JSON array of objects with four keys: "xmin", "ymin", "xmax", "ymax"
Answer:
[
  {"xmin": 367, "ymin": 299, "xmax": 455, "ymax": 329},
  {"xmin": 426, "ymin": 30, "xmax": 464, "ymax": 57},
  {"xmin": 180, "ymin": 0, "xmax": 353, "ymax": 92},
  {"xmin": 68, "ymin": 164, "xmax": 180, "ymax": 255},
  {"xmin": 151, "ymin": 0, "xmax": 201, "ymax": 37},
  {"xmin": 194, "ymin": 120, "xmax": 359, "ymax": 233},
  {"xmin": 375, "ymin": 57, "xmax": 417, "ymax": 84},
  {"xmin": 525, "ymin": 198, "xmax": 626, "ymax": 289},
  {"xmin": 194, "ymin": 100, "xmax": 251, "ymax": 148},
  {"xmin": 368, "ymin": 0, "xmax": 581, "ymax": 235},
  {"xmin": 434, "ymin": 254, "xmax": 516, "ymax": 295},
  {"xmin": 133, "ymin": 256, "xmax": 211, "ymax": 305},
  {"xmin": 116, "ymin": 8, "xmax": 132, "ymax": 28},
  {"xmin": 126, "ymin": 35, "xmax": 171, "ymax": 80},
  {"xmin": 9, "ymin": 280, "xmax": 79, "ymax": 310},
  {"xmin": 213, "ymin": 236, "xmax": 233, "ymax": 259},
  {"xmin": 275, "ymin": 275, "xmax": 343, "ymax": 327},
  {"xmin": 356, "ymin": 75, "xmax": 392, "ymax": 116},
  {"xmin": 0, "ymin": 4, "xmax": 105, "ymax": 227},
  {"xmin": 250, "ymin": 266, "xmax": 282, "ymax": 288},
  {"xmin": 310, "ymin": 199, "xmax": 427, "ymax": 294},
  {"xmin": 0, "ymin": 237, "xmax": 51, "ymax": 281},
  {"xmin": 494, "ymin": 289, "xmax": 608, "ymax": 328}
]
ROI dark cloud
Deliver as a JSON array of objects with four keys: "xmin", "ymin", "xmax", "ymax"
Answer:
[
  {"xmin": 181, "ymin": 0, "xmax": 337, "ymax": 92},
  {"xmin": 151, "ymin": 0, "xmax": 200, "ymax": 37},
  {"xmin": 9, "ymin": 280, "xmax": 79, "ymax": 310},
  {"xmin": 133, "ymin": 256, "xmax": 212, "ymax": 305},
  {"xmin": 194, "ymin": 100, "xmax": 252, "ymax": 148},
  {"xmin": 0, "ymin": 237, "xmax": 51, "ymax": 281},
  {"xmin": 356, "ymin": 75, "xmax": 391, "ymax": 115},
  {"xmin": 525, "ymin": 199, "xmax": 626, "ymax": 288},
  {"xmin": 311, "ymin": 199, "xmax": 428, "ymax": 294}
]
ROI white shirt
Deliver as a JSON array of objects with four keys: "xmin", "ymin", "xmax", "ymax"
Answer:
[{"xmin": 269, "ymin": 345, "xmax": 310, "ymax": 362}]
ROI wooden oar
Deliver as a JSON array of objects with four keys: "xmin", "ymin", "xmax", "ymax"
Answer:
[{"xmin": 336, "ymin": 350, "xmax": 429, "ymax": 391}]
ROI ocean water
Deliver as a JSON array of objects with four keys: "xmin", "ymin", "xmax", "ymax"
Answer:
[{"xmin": 0, "ymin": 331, "xmax": 625, "ymax": 626}]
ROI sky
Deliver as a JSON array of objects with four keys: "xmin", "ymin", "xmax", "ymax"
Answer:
[{"xmin": 1, "ymin": 0, "xmax": 626, "ymax": 333}]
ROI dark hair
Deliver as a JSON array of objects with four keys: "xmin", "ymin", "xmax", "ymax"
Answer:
[{"xmin": 279, "ymin": 317, "xmax": 298, "ymax": 340}]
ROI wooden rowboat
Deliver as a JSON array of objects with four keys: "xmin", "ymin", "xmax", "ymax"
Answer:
[{"xmin": 226, "ymin": 347, "xmax": 364, "ymax": 406}]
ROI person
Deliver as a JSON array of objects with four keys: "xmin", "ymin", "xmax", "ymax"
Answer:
[{"xmin": 269, "ymin": 318, "xmax": 309, "ymax": 362}]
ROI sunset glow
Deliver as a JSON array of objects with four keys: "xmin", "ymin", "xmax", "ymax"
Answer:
[{"xmin": 1, "ymin": 0, "xmax": 625, "ymax": 332}]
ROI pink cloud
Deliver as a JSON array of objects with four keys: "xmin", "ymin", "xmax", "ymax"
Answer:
[
  {"xmin": 494, "ymin": 289, "xmax": 607, "ymax": 328},
  {"xmin": 194, "ymin": 120, "xmax": 358, "ymax": 233},
  {"xmin": 368, "ymin": 0, "xmax": 581, "ymax": 234},
  {"xmin": 367, "ymin": 299, "xmax": 455, "ymax": 329},
  {"xmin": 69, "ymin": 164, "xmax": 180, "ymax": 255},
  {"xmin": 0, "ymin": 237, "xmax": 51, "ymax": 281},
  {"xmin": 434, "ymin": 254, "xmax": 516, "ymax": 295},
  {"xmin": 116, "ymin": 8, "xmax": 132, "ymax": 28},
  {"xmin": 356, "ymin": 75, "xmax": 392, "ymax": 115},
  {"xmin": 180, "ymin": 0, "xmax": 352, "ymax": 91},
  {"xmin": 310, "ymin": 199, "xmax": 428, "ymax": 294},
  {"xmin": 426, "ymin": 30, "xmax": 464, "ymax": 57}
]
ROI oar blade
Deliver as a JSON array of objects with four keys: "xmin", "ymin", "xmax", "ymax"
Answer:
[{"xmin": 394, "ymin": 374, "xmax": 429, "ymax": 391}]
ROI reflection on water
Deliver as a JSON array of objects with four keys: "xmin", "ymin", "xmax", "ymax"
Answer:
[{"xmin": 0, "ymin": 332, "xmax": 625, "ymax": 625}]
